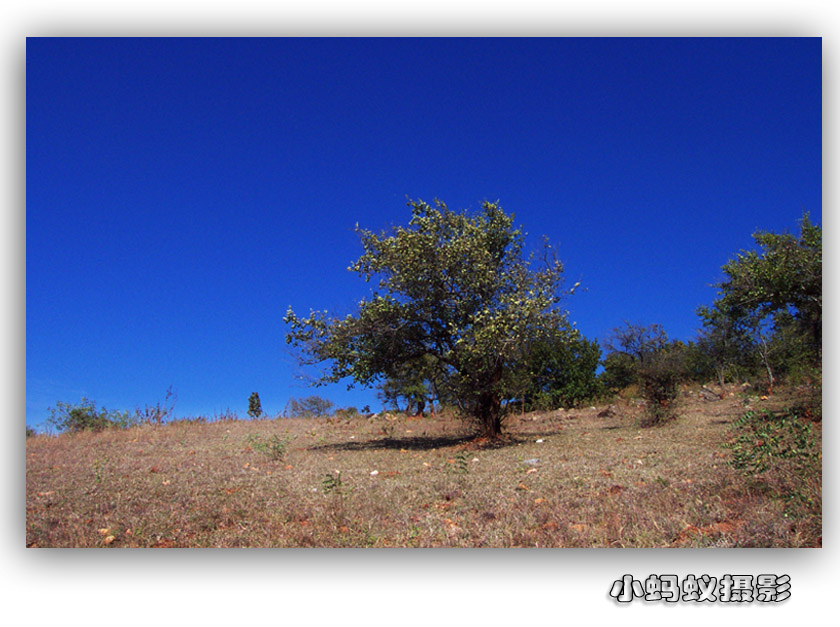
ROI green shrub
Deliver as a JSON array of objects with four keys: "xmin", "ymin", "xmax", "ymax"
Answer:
[
  {"xmin": 598, "ymin": 352, "xmax": 638, "ymax": 395},
  {"xmin": 724, "ymin": 407, "xmax": 821, "ymax": 513},
  {"xmin": 245, "ymin": 433, "xmax": 294, "ymax": 461},
  {"xmin": 47, "ymin": 398, "xmax": 138, "ymax": 433},
  {"xmin": 637, "ymin": 352, "xmax": 683, "ymax": 426},
  {"xmin": 333, "ymin": 406, "xmax": 359, "ymax": 420}
]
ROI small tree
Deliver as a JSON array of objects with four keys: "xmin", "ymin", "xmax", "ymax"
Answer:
[
  {"xmin": 605, "ymin": 321, "xmax": 668, "ymax": 365},
  {"xmin": 284, "ymin": 395, "xmax": 335, "ymax": 418},
  {"xmin": 248, "ymin": 392, "xmax": 264, "ymax": 419},
  {"xmin": 696, "ymin": 305, "xmax": 755, "ymax": 387},
  {"xmin": 516, "ymin": 325, "xmax": 601, "ymax": 410},
  {"xmin": 377, "ymin": 354, "xmax": 441, "ymax": 416},
  {"xmin": 599, "ymin": 322, "xmax": 668, "ymax": 395},
  {"xmin": 285, "ymin": 199, "xmax": 572, "ymax": 438},
  {"xmin": 637, "ymin": 348, "xmax": 685, "ymax": 427},
  {"xmin": 598, "ymin": 351, "xmax": 638, "ymax": 395}
]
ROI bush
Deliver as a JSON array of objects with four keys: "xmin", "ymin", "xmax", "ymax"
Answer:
[
  {"xmin": 135, "ymin": 386, "xmax": 177, "ymax": 425},
  {"xmin": 47, "ymin": 398, "xmax": 138, "ymax": 433},
  {"xmin": 245, "ymin": 433, "xmax": 294, "ymax": 461},
  {"xmin": 724, "ymin": 407, "xmax": 821, "ymax": 513},
  {"xmin": 333, "ymin": 406, "xmax": 359, "ymax": 420},
  {"xmin": 637, "ymin": 351, "xmax": 684, "ymax": 426}
]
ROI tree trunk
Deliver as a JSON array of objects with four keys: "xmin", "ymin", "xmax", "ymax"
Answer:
[{"xmin": 476, "ymin": 389, "xmax": 503, "ymax": 438}]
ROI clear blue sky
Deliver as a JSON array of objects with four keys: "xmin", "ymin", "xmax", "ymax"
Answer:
[{"xmin": 26, "ymin": 37, "xmax": 821, "ymax": 429}]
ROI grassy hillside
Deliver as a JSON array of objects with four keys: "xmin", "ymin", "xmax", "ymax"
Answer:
[{"xmin": 26, "ymin": 386, "xmax": 821, "ymax": 548}]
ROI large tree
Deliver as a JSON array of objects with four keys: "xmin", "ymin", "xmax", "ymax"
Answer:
[
  {"xmin": 697, "ymin": 212, "xmax": 822, "ymax": 390},
  {"xmin": 712, "ymin": 212, "xmax": 821, "ymax": 359},
  {"xmin": 284, "ymin": 199, "xmax": 571, "ymax": 438}
]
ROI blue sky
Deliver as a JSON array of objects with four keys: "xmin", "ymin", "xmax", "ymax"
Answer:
[{"xmin": 26, "ymin": 37, "xmax": 821, "ymax": 429}]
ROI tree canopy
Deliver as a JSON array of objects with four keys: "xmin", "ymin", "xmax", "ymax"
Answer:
[
  {"xmin": 710, "ymin": 212, "xmax": 821, "ymax": 357},
  {"xmin": 696, "ymin": 212, "xmax": 822, "ymax": 390},
  {"xmin": 284, "ymin": 198, "xmax": 575, "ymax": 437}
]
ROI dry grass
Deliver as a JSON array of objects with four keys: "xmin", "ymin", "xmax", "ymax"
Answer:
[{"xmin": 25, "ymin": 386, "xmax": 821, "ymax": 548}]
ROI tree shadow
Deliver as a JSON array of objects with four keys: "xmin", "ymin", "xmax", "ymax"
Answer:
[{"xmin": 309, "ymin": 433, "xmax": 526, "ymax": 452}]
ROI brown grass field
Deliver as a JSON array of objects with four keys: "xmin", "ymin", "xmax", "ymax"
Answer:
[{"xmin": 25, "ymin": 385, "xmax": 821, "ymax": 548}]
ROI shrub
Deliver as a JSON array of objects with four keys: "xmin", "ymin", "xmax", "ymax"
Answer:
[
  {"xmin": 637, "ymin": 351, "xmax": 684, "ymax": 426},
  {"xmin": 333, "ymin": 407, "xmax": 359, "ymax": 420},
  {"xmin": 598, "ymin": 352, "xmax": 638, "ymax": 395},
  {"xmin": 135, "ymin": 386, "xmax": 177, "ymax": 425},
  {"xmin": 245, "ymin": 433, "xmax": 294, "ymax": 461},
  {"xmin": 47, "ymin": 398, "xmax": 138, "ymax": 433},
  {"xmin": 724, "ymin": 407, "xmax": 821, "ymax": 513}
]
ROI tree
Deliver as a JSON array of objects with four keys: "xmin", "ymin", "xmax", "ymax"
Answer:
[
  {"xmin": 377, "ymin": 354, "xmax": 441, "ymax": 416},
  {"xmin": 598, "ymin": 322, "xmax": 668, "ymax": 394},
  {"xmin": 284, "ymin": 199, "xmax": 571, "ymax": 438},
  {"xmin": 248, "ymin": 392, "xmax": 264, "ymax": 419},
  {"xmin": 713, "ymin": 212, "xmax": 821, "ymax": 360},
  {"xmin": 515, "ymin": 325, "xmax": 601, "ymax": 410},
  {"xmin": 598, "ymin": 351, "xmax": 638, "ymax": 395},
  {"xmin": 696, "ymin": 305, "xmax": 756, "ymax": 387},
  {"xmin": 699, "ymin": 212, "xmax": 822, "ymax": 391},
  {"xmin": 283, "ymin": 395, "xmax": 334, "ymax": 418},
  {"xmin": 605, "ymin": 321, "xmax": 668, "ymax": 365}
]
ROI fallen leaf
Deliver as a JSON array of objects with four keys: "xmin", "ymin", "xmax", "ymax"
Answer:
[
  {"xmin": 98, "ymin": 528, "xmax": 110, "ymax": 535},
  {"xmin": 534, "ymin": 498, "xmax": 546, "ymax": 504},
  {"xmin": 516, "ymin": 483, "xmax": 529, "ymax": 491},
  {"xmin": 570, "ymin": 523, "xmax": 586, "ymax": 532},
  {"xmin": 103, "ymin": 535, "xmax": 116, "ymax": 545}
]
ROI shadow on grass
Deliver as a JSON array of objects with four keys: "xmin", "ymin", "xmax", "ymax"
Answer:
[{"xmin": 310, "ymin": 433, "xmax": 527, "ymax": 452}]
